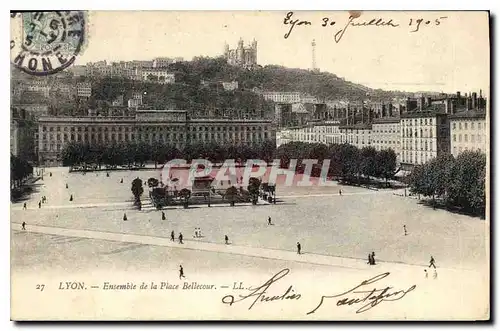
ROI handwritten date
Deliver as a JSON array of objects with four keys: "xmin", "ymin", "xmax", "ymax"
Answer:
[{"xmin": 283, "ymin": 12, "xmax": 448, "ymax": 42}]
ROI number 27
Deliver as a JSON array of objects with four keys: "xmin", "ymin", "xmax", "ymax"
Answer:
[{"xmin": 36, "ymin": 284, "xmax": 45, "ymax": 291}]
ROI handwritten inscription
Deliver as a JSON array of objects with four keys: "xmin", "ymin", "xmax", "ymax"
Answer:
[
  {"xmin": 307, "ymin": 272, "xmax": 417, "ymax": 315},
  {"xmin": 283, "ymin": 12, "xmax": 448, "ymax": 42},
  {"xmin": 221, "ymin": 268, "xmax": 302, "ymax": 310}
]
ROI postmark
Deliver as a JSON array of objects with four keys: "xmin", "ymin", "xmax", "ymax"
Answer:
[{"xmin": 10, "ymin": 11, "xmax": 86, "ymax": 76}]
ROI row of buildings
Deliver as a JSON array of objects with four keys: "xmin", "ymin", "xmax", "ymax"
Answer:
[
  {"xmin": 279, "ymin": 91, "xmax": 488, "ymax": 169},
  {"xmin": 12, "ymin": 81, "xmax": 92, "ymax": 100},
  {"xmin": 28, "ymin": 109, "xmax": 276, "ymax": 166}
]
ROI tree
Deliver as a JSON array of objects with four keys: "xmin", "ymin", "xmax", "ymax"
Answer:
[
  {"xmin": 247, "ymin": 177, "xmax": 261, "ymax": 205},
  {"xmin": 131, "ymin": 177, "xmax": 144, "ymax": 206},
  {"xmin": 447, "ymin": 151, "xmax": 486, "ymax": 214},
  {"xmin": 225, "ymin": 186, "xmax": 239, "ymax": 207},
  {"xmin": 360, "ymin": 146, "xmax": 377, "ymax": 179},
  {"xmin": 375, "ymin": 149, "xmax": 397, "ymax": 184},
  {"xmin": 179, "ymin": 188, "xmax": 191, "ymax": 209}
]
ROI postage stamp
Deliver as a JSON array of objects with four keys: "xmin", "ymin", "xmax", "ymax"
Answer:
[
  {"xmin": 10, "ymin": 11, "xmax": 86, "ymax": 76},
  {"xmin": 9, "ymin": 10, "xmax": 490, "ymax": 321}
]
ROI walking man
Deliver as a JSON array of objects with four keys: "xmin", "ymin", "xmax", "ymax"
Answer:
[
  {"xmin": 179, "ymin": 232, "xmax": 184, "ymax": 244},
  {"xmin": 161, "ymin": 211, "xmax": 166, "ymax": 221},
  {"xmin": 38, "ymin": 201, "xmax": 41, "ymax": 209},
  {"xmin": 433, "ymin": 269, "xmax": 438, "ymax": 279},
  {"xmin": 403, "ymin": 225, "xmax": 407, "ymax": 236},
  {"xmin": 429, "ymin": 256, "xmax": 437, "ymax": 269},
  {"xmin": 268, "ymin": 217, "xmax": 272, "ymax": 225},
  {"xmin": 225, "ymin": 235, "xmax": 229, "ymax": 245},
  {"xmin": 23, "ymin": 202, "xmax": 27, "ymax": 210},
  {"xmin": 424, "ymin": 269, "xmax": 428, "ymax": 278},
  {"xmin": 371, "ymin": 252, "xmax": 376, "ymax": 265},
  {"xmin": 194, "ymin": 228, "xmax": 198, "ymax": 238},
  {"xmin": 123, "ymin": 213, "xmax": 127, "ymax": 221},
  {"xmin": 368, "ymin": 253, "xmax": 373, "ymax": 265},
  {"xmin": 179, "ymin": 265, "xmax": 186, "ymax": 279},
  {"xmin": 339, "ymin": 189, "xmax": 342, "ymax": 196},
  {"xmin": 297, "ymin": 242, "xmax": 301, "ymax": 255},
  {"xmin": 22, "ymin": 222, "xmax": 26, "ymax": 231},
  {"xmin": 170, "ymin": 230, "xmax": 175, "ymax": 242},
  {"xmin": 66, "ymin": 183, "xmax": 68, "ymax": 189}
]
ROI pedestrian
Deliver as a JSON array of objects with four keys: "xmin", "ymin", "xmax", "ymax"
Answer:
[
  {"xmin": 268, "ymin": 217, "xmax": 272, "ymax": 225},
  {"xmin": 38, "ymin": 201, "xmax": 41, "ymax": 209},
  {"xmin": 23, "ymin": 202, "xmax": 27, "ymax": 210},
  {"xmin": 194, "ymin": 228, "xmax": 198, "ymax": 238},
  {"xmin": 170, "ymin": 230, "xmax": 175, "ymax": 241},
  {"xmin": 368, "ymin": 253, "xmax": 373, "ymax": 265},
  {"xmin": 69, "ymin": 194, "xmax": 73, "ymax": 202},
  {"xmin": 297, "ymin": 242, "xmax": 301, "ymax": 255},
  {"xmin": 371, "ymin": 252, "xmax": 376, "ymax": 265},
  {"xmin": 433, "ymin": 269, "xmax": 438, "ymax": 279},
  {"xmin": 179, "ymin": 232, "xmax": 183, "ymax": 244},
  {"xmin": 179, "ymin": 265, "xmax": 186, "ymax": 279},
  {"xmin": 339, "ymin": 189, "xmax": 342, "ymax": 196},
  {"xmin": 120, "ymin": 178, "xmax": 123, "ymax": 183},
  {"xmin": 22, "ymin": 222, "xmax": 26, "ymax": 230},
  {"xmin": 403, "ymin": 225, "xmax": 407, "ymax": 236},
  {"xmin": 123, "ymin": 213, "xmax": 127, "ymax": 221},
  {"xmin": 161, "ymin": 211, "xmax": 166, "ymax": 221},
  {"xmin": 49, "ymin": 172, "xmax": 52, "ymax": 177},
  {"xmin": 225, "ymin": 235, "xmax": 229, "ymax": 245},
  {"xmin": 198, "ymin": 228, "xmax": 203, "ymax": 238},
  {"xmin": 424, "ymin": 269, "xmax": 428, "ymax": 278},
  {"xmin": 429, "ymin": 256, "xmax": 436, "ymax": 269},
  {"xmin": 66, "ymin": 183, "xmax": 68, "ymax": 189}
]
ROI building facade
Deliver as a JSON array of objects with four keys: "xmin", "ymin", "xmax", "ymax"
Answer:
[
  {"xmin": 449, "ymin": 110, "xmax": 487, "ymax": 156},
  {"xmin": 139, "ymin": 69, "xmax": 175, "ymax": 84},
  {"xmin": 37, "ymin": 110, "xmax": 276, "ymax": 165},
  {"xmin": 339, "ymin": 123, "xmax": 372, "ymax": 149},
  {"xmin": 262, "ymin": 92, "xmax": 301, "ymax": 104},
  {"xmin": 400, "ymin": 111, "xmax": 450, "ymax": 168},
  {"xmin": 371, "ymin": 117, "xmax": 401, "ymax": 161},
  {"xmin": 76, "ymin": 82, "xmax": 92, "ymax": 98},
  {"xmin": 224, "ymin": 38, "xmax": 258, "ymax": 69}
]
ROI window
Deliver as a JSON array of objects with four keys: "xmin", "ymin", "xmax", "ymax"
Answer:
[
  {"xmin": 453, "ymin": 122, "xmax": 456, "ymax": 130},
  {"xmin": 471, "ymin": 122, "xmax": 475, "ymax": 129},
  {"xmin": 459, "ymin": 123, "xmax": 462, "ymax": 130},
  {"xmin": 453, "ymin": 134, "xmax": 456, "ymax": 142},
  {"xmin": 465, "ymin": 122, "xmax": 468, "ymax": 130},
  {"xmin": 464, "ymin": 134, "xmax": 468, "ymax": 142},
  {"xmin": 459, "ymin": 134, "xmax": 462, "ymax": 142},
  {"xmin": 471, "ymin": 135, "xmax": 475, "ymax": 143}
]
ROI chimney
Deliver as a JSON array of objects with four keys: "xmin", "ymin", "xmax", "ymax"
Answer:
[
  {"xmin": 457, "ymin": 91, "xmax": 461, "ymax": 100},
  {"xmin": 426, "ymin": 97, "xmax": 432, "ymax": 107},
  {"xmin": 472, "ymin": 92, "xmax": 477, "ymax": 110},
  {"xmin": 450, "ymin": 100, "xmax": 455, "ymax": 114}
]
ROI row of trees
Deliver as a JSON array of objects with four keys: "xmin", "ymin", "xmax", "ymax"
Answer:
[
  {"xmin": 62, "ymin": 140, "xmax": 277, "ymax": 169},
  {"xmin": 407, "ymin": 151, "xmax": 486, "ymax": 216},
  {"xmin": 275, "ymin": 142, "xmax": 398, "ymax": 184},
  {"xmin": 11, "ymin": 154, "xmax": 33, "ymax": 189}
]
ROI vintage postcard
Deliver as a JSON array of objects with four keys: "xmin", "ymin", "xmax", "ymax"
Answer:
[{"xmin": 10, "ymin": 10, "xmax": 490, "ymax": 320}]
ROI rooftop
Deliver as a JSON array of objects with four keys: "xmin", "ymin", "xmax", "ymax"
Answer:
[
  {"xmin": 449, "ymin": 110, "xmax": 487, "ymax": 120},
  {"xmin": 372, "ymin": 117, "xmax": 400, "ymax": 124}
]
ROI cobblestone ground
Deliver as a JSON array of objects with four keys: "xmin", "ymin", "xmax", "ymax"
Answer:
[{"xmin": 11, "ymin": 167, "xmax": 487, "ymax": 270}]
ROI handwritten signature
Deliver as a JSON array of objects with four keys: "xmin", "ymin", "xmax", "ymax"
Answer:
[
  {"xmin": 221, "ymin": 269, "xmax": 416, "ymax": 315},
  {"xmin": 307, "ymin": 272, "xmax": 417, "ymax": 315},
  {"xmin": 283, "ymin": 11, "xmax": 447, "ymax": 43},
  {"xmin": 221, "ymin": 268, "xmax": 301, "ymax": 310}
]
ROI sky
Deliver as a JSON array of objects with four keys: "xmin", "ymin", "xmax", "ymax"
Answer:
[{"xmin": 73, "ymin": 11, "xmax": 490, "ymax": 93}]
